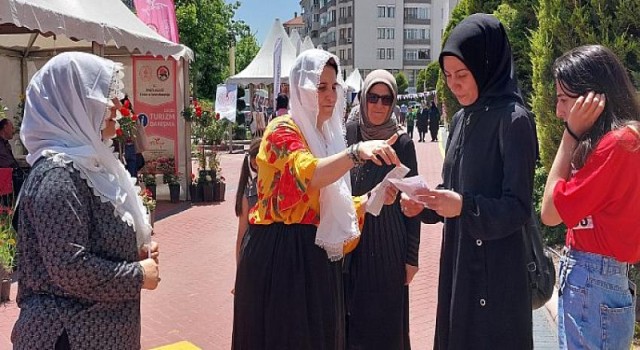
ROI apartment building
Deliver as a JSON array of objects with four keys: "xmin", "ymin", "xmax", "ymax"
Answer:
[{"xmin": 298, "ymin": 0, "xmax": 459, "ymax": 90}]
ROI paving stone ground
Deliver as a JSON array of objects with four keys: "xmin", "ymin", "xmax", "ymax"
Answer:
[{"xmin": 0, "ymin": 129, "xmax": 558, "ymax": 349}]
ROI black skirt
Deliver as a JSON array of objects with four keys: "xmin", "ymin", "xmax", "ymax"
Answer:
[{"xmin": 232, "ymin": 223, "xmax": 345, "ymax": 350}]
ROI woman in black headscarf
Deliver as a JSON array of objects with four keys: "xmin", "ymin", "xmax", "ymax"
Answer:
[
  {"xmin": 401, "ymin": 14, "xmax": 537, "ymax": 349},
  {"xmin": 345, "ymin": 69, "xmax": 420, "ymax": 349}
]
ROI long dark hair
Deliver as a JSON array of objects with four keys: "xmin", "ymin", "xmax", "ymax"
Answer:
[
  {"xmin": 234, "ymin": 138, "xmax": 261, "ymax": 217},
  {"xmin": 553, "ymin": 45, "xmax": 640, "ymax": 168}
]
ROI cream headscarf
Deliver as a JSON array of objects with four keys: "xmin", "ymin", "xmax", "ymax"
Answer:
[
  {"xmin": 359, "ymin": 69, "xmax": 400, "ymax": 141},
  {"xmin": 289, "ymin": 49, "xmax": 359, "ymax": 261},
  {"xmin": 21, "ymin": 52, "xmax": 152, "ymax": 248}
]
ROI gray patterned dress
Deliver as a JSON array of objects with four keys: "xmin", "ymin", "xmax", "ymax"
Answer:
[{"xmin": 11, "ymin": 158, "xmax": 145, "ymax": 349}]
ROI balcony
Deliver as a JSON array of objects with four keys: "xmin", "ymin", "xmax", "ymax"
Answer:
[
  {"xmin": 326, "ymin": 40, "xmax": 337, "ymax": 48},
  {"xmin": 327, "ymin": 19, "xmax": 336, "ymax": 28},
  {"xmin": 326, "ymin": 0, "xmax": 336, "ymax": 7},
  {"xmin": 404, "ymin": 17, "xmax": 431, "ymax": 25},
  {"xmin": 341, "ymin": 58, "xmax": 353, "ymax": 66},
  {"xmin": 338, "ymin": 16, "xmax": 353, "ymax": 25},
  {"xmin": 403, "ymin": 59, "xmax": 430, "ymax": 67},
  {"xmin": 311, "ymin": 21, "xmax": 320, "ymax": 31},
  {"xmin": 404, "ymin": 0, "xmax": 430, "ymax": 3},
  {"xmin": 404, "ymin": 38, "xmax": 430, "ymax": 46}
]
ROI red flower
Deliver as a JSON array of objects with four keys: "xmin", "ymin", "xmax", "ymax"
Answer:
[
  {"xmin": 274, "ymin": 163, "xmax": 303, "ymax": 210},
  {"xmin": 302, "ymin": 193, "xmax": 309, "ymax": 202},
  {"xmin": 116, "ymin": 128, "xmax": 123, "ymax": 137},
  {"xmin": 123, "ymin": 100, "xmax": 131, "ymax": 109},
  {"xmin": 132, "ymin": 114, "xmax": 138, "ymax": 121},
  {"xmin": 268, "ymin": 152, "xmax": 277, "ymax": 164},
  {"xmin": 195, "ymin": 107, "xmax": 202, "ymax": 117},
  {"xmin": 120, "ymin": 107, "xmax": 131, "ymax": 117},
  {"xmin": 215, "ymin": 113, "xmax": 220, "ymax": 120},
  {"xmin": 302, "ymin": 208, "xmax": 318, "ymax": 224}
]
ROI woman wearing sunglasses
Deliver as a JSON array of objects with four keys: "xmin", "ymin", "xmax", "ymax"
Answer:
[{"xmin": 344, "ymin": 69, "xmax": 420, "ymax": 349}]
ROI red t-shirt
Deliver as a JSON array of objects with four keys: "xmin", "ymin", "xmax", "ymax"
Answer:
[{"xmin": 554, "ymin": 126, "xmax": 640, "ymax": 263}]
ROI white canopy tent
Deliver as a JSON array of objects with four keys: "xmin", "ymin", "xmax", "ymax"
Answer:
[
  {"xmin": 226, "ymin": 19, "xmax": 297, "ymax": 85},
  {"xmin": 301, "ymin": 36, "xmax": 315, "ymax": 53},
  {"xmin": 288, "ymin": 28, "xmax": 302, "ymax": 56},
  {"xmin": 0, "ymin": 0, "xmax": 194, "ymax": 197},
  {"xmin": 345, "ymin": 68, "xmax": 363, "ymax": 93}
]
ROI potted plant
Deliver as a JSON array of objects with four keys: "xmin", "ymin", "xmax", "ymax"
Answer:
[
  {"xmin": 0, "ymin": 205, "xmax": 16, "ymax": 302},
  {"xmin": 139, "ymin": 188, "xmax": 156, "ymax": 227},
  {"xmin": 164, "ymin": 171, "xmax": 181, "ymax": 203},
  {"xmin": 201, "ymin": 173, "xmax": 214, "ymax": 202},
  {"xmin": 215, "ymin": 175, "xmax": 226, "ymax": 202},
  {"xmin": 189, "ymin": 173, "xmax": 202, "ymax": 203},
  {"xmin": 143, "ymin": 173, "xmax": 157, "ymax": 200}
]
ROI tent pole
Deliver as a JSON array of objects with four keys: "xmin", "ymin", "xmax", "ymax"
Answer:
[{"xmin": 182, "ymin": 57, "xmax": 192, "ymax": 200}]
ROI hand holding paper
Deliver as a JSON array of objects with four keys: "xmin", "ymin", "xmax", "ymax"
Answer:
[
  {"xmin": 388, "ymin": 176, "xmax": 430, "ymax": 203},
  {"xmin": 366, "ymin": 164, "xmax": 410, "ymax": 216}
]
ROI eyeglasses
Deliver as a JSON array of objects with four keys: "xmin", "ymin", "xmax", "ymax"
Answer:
[{"xmin": 366, "ymin": 93, "xmax": 394, "ymax": 106}]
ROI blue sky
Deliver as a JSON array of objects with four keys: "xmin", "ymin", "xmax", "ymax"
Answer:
[{"xmin": 228, "ymin": 0, "xmax": 300, "ymax": 44}]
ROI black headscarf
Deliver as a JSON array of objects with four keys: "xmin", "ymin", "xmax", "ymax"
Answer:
[{"xmin": 439, "ymin": 13, "xmax": 523, "ymax": 106}]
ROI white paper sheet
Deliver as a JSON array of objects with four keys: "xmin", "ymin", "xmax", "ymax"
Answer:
[
  {"xmin": 388, "ymin": 176, "xmax": 430, "ymax": 203},
  {"xmin": 366, "ymin": 164, "xmax": 410, "ymax": 216}
]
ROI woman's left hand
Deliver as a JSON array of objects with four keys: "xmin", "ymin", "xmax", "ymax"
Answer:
[
  {"xmin": 139, "ymin": 241, "xmax": 159, "ymax": 263},
  {"xmin": 422, "ymin": 189, "xmax": 462, "ymax": 218},
  {"xmin": 383, "ymin": 184, "xmax": 398, "ymax": 205},
  {"xmin": 405, "ymin": 264, "xmax": 419, "ymax": 285}
]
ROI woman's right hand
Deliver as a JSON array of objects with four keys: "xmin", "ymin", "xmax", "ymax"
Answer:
[
  {"xmin": 567, "ymin": 91, "xmax": 605, "ymax": 137},
  {"xmin": 358, "ymin": 134, "xmax": 400, "ymax": 166},
  {"xmin": 140, "ymin": 258, "xmax": 160, "ymax": 290},
  {"xmin": 400, "ymin": 192, "xmax": 424, "ymax": 218}
]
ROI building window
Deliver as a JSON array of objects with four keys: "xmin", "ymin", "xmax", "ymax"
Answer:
[
  {"xmin": 377, "ymin": 48, "xmax": 386, "ymax": 59},
  {"xmin": 378, "ymin": 5, "xmax": 395, "ymax": 18},
  {"xmin": 348, "ymin": 6, "xmax": 352, "ymax": 17},
  {"xmin": 404, "ymin": 28, "xmax": 429, "ymax": 40},
  {"xmin": 404, "ymin": 7, "xmax": 429, "ymax": 20},
  {"xmin": 347, "ymin": 48, "xmax": 352, "ymax": 60},
  {"xmin": 340, "ymin": 28, "xmax": 346, "ymax": 39},
  {"xmin": 404, "ymin": 49, "xmax": 431, "ymax": 61},
  {"xmin": 347, "ymin": 28, "xmax": 352, "ymax": 39},
  {"xmin": 340, "ymin": 49, "xmax": 345, "ymax": 60},
  {"xmin": 387, "ymin": 48, "xmax": 394, "ymax": 60},
  {"xmin": 377, "ymin": 27, "xmax": 395, "ymax": 39}
]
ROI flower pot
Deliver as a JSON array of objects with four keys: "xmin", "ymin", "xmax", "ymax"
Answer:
[
  {"xmin": 189, "ymin": 184, "xmax": 202, "ymax": 203},
  {"xmin": 202, "ymin": 183, "xmax": 214, "ymax": 202},
  {"xmin": 169, "ymin": 184, "xmax": 180, "ymax": 203},
  {"xmin": 215, "ymin": 181, "xmax": 226, "ymax": 202},
  {"xmin": 1, "ymin": 278, "xmax": 11, "ymax": 302},
  {"xmin": 147, "ymin": 184, "xmax": 157, "ymax": 200}
]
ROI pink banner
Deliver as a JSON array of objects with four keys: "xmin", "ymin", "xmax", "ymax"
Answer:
[
  {"xmin": 133, "ymin": 57, "xmax": 179, "ymax": 175},
  {"xmin": 133, "ymin": 0, "xmax": 180, "ymax": 43}
]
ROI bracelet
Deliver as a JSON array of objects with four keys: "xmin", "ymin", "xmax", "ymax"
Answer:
[
  {"xmin": 564, "ymin": 122, "xmax": 581, "ymax": 141},
  {"xmin": 347, "ymin": 143, "xmax": 365, "ymax": 166}
]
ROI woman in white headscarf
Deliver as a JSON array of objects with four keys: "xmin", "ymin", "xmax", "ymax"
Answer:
[
  {"xmin": 12, "ymin": 52, "xmax": 160, "ymax": 350},
  {"xmin": 232, "ymin": 49, "xmax": 400, "ymax": 349}
]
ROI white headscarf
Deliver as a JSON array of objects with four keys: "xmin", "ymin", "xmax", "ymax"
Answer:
[
  {"xmin": 289, "ymin": 49, "xmax": 359, "ymax": 261},
  {"xmin": 21, "ymin": 52, "xmax": 152, "ymax": 248}
]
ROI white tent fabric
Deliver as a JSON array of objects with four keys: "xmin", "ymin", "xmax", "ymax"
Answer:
[
  {"xmin": 227, "ymin": 19, "xmax": 297, "ymax": 85},
  {"xmin": 289, "ymin": 28, "xmax": 302, "ymax": 56},
  {"xmin": 301, "ymin": 36, "xmax": 314, "ymax": 53},
  {"xmin": 345, "ymin": 68, "xmax": 363, "ymax": 92},
  {"xmin": 0, "ymin": 0, "xmax": 193, "ymax": 60}
]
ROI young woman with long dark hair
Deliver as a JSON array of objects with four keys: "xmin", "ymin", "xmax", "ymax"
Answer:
[{"xmin": 541, "ymin": 44, "xmax": 640, "ymax": 349}]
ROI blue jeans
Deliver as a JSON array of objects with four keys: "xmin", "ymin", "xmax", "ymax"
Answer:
[{"xmin": 558, "ymin": 249, "xmax": 636, "ymax": 349}]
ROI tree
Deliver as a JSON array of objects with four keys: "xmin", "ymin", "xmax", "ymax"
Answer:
[
  {"xmin": 416, "ymin": 61, "xmax": 440, "ymax": 92},
  {"xmin": 175, "ymin": 0, "xmax": 249, "ymax": 99},
  {"xmin": 395, "ymin": 72, "xmax": 409, "ymax": 94},
  {"xmin": 235, "ymin": 31, "xmax": 260, "ymax": 74},
  {"xmin": 530, "ymin": 0, "xmax": 640, "ymax": 171}
]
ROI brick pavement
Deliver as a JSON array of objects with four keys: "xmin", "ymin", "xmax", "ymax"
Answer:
[{"xmin": 0, "ymin": 130, "xmax": 559, "ymax": 349}]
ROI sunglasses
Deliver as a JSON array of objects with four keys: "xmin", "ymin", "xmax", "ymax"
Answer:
[{"xmin": 366, "ymin": 93, "xmax": 394, "ymax": 106}]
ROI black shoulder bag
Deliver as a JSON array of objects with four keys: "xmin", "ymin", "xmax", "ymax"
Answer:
[{"xmin": 498, "ymin": 105, "xmax": 556, "ymax": 310}]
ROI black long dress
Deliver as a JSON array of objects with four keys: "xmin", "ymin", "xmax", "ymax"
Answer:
[{"xmin": 345, "ymin": 129, "xmax": 420, "ymax": 350}]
